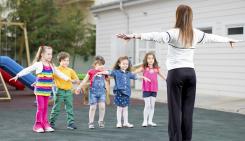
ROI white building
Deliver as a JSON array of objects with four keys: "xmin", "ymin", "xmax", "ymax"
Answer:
[{"xmin": 91, "ymin": 0, "xmax": 245, "ymax": 97}]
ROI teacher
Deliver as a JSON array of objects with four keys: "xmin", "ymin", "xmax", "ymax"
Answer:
[{"xmin": 116, "ymin": 4, "xmax": 237, "ymax": 141}]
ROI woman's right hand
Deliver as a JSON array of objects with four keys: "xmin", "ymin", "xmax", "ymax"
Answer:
[
  {"xmin": 9, "ymin": 76, "xmax": 18, "ymax": 82},
  {"xmin": 116, "ymin": 33, "xmax": 134, "ymax": 40}
]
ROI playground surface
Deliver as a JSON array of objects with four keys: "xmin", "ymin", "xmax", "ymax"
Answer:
[{"xmin": 0, "ymin": 89, "xmax": 245, "ymax": 141}]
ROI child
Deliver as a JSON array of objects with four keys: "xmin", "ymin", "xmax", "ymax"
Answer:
[
  {"xmin": 9, "ymin": 46, "xmax": 70, "ymax": 133},
  {"xmin": 49, "ymin": 52, "xmax": 80, "ymax": 130},
  {"xmin": 96, "ymin": 56, "xmax": 150, "ymax": 128},
  {"xmin": 75, "ymin": 56, "xmax": 109, "ymax": 129},
  {"xmin": 134, "ymin": 52, "xmax": 165, "ymax": 127}
]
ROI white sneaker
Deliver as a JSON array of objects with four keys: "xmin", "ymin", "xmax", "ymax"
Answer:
[
  {"xmin": 116, "ymin": 123, "xmax": 122, "ymax": 128},
  {"xmin": 98, "ymin": 121, "xmax": 105, "ymax": 128},
  {"xmin": 88, "ymin": 123, "xmax": 95, "ymax": 129},
  {"xmin": 44, "ymin": 127, "xmax": 55, "ymax": 132},
  {"xmin": 142, "ymin": 122, "xmax": 148, "ymax": 127},
  {"xmin": 33, "ymin": 128, "xmax": 44, "ymax": 133},
  {"xmin": 123, "ymin": 123, "xmax": 134, "ymax": 128},
  {"xmin": 148, "ymin": 122, "xmax": 157, "ymax": 127}
]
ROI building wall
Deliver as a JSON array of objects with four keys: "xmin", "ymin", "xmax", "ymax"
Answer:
[{"xmin": 93, "ymin": 0, "xmax": 245, "ymax": 97}]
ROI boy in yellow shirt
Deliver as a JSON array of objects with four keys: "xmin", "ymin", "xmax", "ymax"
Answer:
[{"xmin": 49, "ymin": 52, "xmax": 79, "ymax": 130}]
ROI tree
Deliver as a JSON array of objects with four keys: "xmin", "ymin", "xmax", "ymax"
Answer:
[{"xmin": 0, "ymin": 0, "xmax": 96, "ymax": 66}]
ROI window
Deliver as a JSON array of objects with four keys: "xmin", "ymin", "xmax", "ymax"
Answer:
[
  {"xmin": 228, "ymin": 27, "xmax": 243, "ymax": 35},
  {"xmin": 199, "ymin": 27, "xmax": 212, "ymax": 34},
  {"xmin": 135, "ymin": 40, "xmax": 156, "ymax": 64},
  {"xmin": 135, "ymin": 40, "xmax": 157, "ymax": 89}
]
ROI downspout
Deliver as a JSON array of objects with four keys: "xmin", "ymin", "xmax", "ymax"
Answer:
[
  {"xmin": 120, "ymin": 0, "xmax": 129, "ymax": 34},
  {"xmin": 119, "ymin": 0, "xmax": 135, "ymax": 65}
]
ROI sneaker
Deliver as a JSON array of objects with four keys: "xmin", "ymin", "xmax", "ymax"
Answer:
[
  {"xmin": 88, "ymin": 123, "xmax": 95, "ymax": 129},
  {"xmin": 148, "ymin": 122, "xmax": 157, "ymax": 127},
  {"xmin": 98, "ymin": 121, "xmax": 105, "ymax": 128},
  {"xmin": 123, "ymin": 123, "xmax": 134, "ymax": 128},
  {"xmin": 50, "ymin": 122, "xmax": 55, "ymax": 129},
  {"xmin": 67, "ymin": 123, "xmax": 77, "ymax": 130},
  {"xmin": 33, "ymin": 128, "xmax": 44, "ymax": 133},
  {"xmin": 116, "ymin": 123, "xmax": 122, "ymax": 128},
  {"xmin": 44, "ymin": 126, "xmax": 55, "ymax": 132},
  {"xmin": 142, "ymin": 122, "xmax": 148, "ymax": 127}
]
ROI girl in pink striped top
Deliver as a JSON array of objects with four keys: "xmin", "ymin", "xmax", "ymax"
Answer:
[{"xmin": 134, "ymin": 52, "xmax": 166, "ymax": 127}]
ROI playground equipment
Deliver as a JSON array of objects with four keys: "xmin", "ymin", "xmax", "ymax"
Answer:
[
  {"xmin": 0, "ymin": 72, "xmax": 11, "ymax": 100},
  {"xmin": 0, "ymin": 21, "xmax": 31, "ymax": 96},
  {"xmin": 0, "ymin": 56, "xmax": 36, "ymax": 90},
  {"xmin": 0, "ymin": 21, "xmax": 31, "ymax": 66},
  {"xmin": 0, "ymin": 68, "xmax": 25, "ymax": 90}
]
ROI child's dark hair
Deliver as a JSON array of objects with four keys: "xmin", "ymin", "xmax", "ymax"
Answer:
[
  {"xmin": 113, "ymin": 56, "xmax": 132, "ymax": 71},
  {"xmin": 57, "ymin": 52, "xmax": 70, "ymax": 62},
  {"xmin": 92, "ymin": 55, "xmax": 105, "ymax": 66},
  {"xmin": 143, "ymin": 52, "xmax": 159, "ymax": 69}
]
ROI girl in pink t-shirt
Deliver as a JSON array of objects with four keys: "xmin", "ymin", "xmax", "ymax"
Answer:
[{"xmin": 134, "ymin": 52, "xmax": 166, "ymax": 127}]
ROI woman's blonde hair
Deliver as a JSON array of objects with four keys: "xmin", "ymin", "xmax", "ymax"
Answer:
[
  {"xmin": 175, "ymin": 4, "xmax": 193, "ymax": 47},
  {"xmin": 32, "ymin": 46, "xmax": 53, "ymax": 64}
]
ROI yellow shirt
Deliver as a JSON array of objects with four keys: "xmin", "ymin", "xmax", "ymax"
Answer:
[{"xmin": 54, "ymin": 66, "xmax": 79, "ymax": 90}]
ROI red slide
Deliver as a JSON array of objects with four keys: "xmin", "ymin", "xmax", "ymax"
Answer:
[{"xmin": 0, "ymin": 68, "xmax": 25, "ymax": 90}]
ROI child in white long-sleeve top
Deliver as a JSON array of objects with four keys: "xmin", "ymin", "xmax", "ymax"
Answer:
[{"xmin": 10, "ymin": 46, "xmax": 70, "ymax": 133}]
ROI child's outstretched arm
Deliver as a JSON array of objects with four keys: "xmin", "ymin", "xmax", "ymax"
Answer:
[
  {"xmin": 158, "ymin": 70, "xmax": 166, "ymax": 80},
  {"xmin": 137, "ymin": 75, "xmax": 151, "ymax": 82},
  {"xmin": 9, "ymin": 63, "xmax": 39, "ymax": 82},
  {"xmin": 71, "ymin": 79, "xmax": 80, "ymax": 84},
  {"xmin": 132, "ymin": 66, "xmax": 143, "ymax": 74},
  {"xmin": 75, "ymin": 73, "xmax": 89, "ymax": 95},
  {"xmin": 129, "ymin": 72, "xmax": 150, "ymax": 82},
  {"xmin": 95, "ymin": 70, "xmax": 110, "ymax": 76},
  {"xmin": 54, "ymin": 68, "xmax": 70, "ymax": 81},
  {"xmin": 71, "ymin": 70, "xmax": 80, "ymax": 85}
]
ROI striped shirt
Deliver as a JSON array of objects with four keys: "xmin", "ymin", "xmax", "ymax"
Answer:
[{"xmin": 35, "ymin": 65, "xmax": 53, "ymax": 96}]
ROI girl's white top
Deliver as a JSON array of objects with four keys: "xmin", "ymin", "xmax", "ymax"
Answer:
[
  {"xmin": 16, "ymin": 61, "xmax": 69, "ymax": 81},
  {"xmin": 140, "ymin": 28, "xmax": 234, "ymax": 71}
]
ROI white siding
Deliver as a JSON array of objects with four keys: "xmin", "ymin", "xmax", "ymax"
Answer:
[{"xmin": 93, "ymin": 0, "xmax": 245, "ymax": 97}]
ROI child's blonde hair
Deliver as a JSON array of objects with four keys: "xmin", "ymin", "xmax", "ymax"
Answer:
[{"xmin": 32, "ymin": 46, "xmax": 53, "ymax": 64}]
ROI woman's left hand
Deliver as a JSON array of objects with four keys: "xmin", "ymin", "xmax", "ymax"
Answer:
[{"xmin": 229, "ymin": 39, "xmax": 242, "ymax": 48}]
